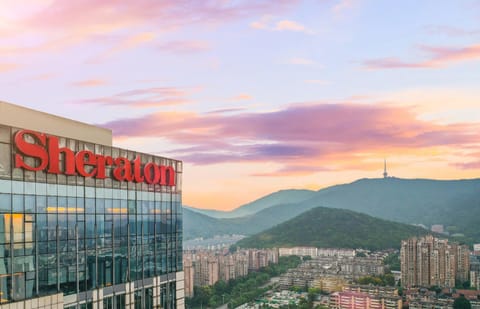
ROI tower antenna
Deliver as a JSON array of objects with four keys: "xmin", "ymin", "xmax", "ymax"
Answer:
[{"xmin": 383, "ymin": 159, "xmax": 388, "ymax": 178}]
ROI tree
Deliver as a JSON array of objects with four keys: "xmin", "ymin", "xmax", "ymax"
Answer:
[{"xmin": 453, "ymin": 295, "xmax": 472, "ymax": 309}]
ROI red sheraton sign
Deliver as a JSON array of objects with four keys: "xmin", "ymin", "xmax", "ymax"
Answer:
[{"xmin": 14, "ymin": 130, "xmax": 176, "ymax": 186}]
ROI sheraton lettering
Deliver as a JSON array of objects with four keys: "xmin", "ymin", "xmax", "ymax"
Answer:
[{"xmin": 14, "ymin": 130, "xmax": 175, "ymax": 186}]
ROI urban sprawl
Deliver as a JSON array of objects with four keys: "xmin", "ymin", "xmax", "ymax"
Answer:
[{"xmin": 184, "ymin": 236, "xmax": 480, "ymax": 309}]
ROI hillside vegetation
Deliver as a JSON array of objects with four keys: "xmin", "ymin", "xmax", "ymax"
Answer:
[{"xmin": 235, "ymin": 207, "xmax": 433, "ymax": 250}]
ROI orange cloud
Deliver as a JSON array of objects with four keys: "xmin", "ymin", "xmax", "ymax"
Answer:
[
  {"xmin": 275, "ymin": 20, "xmax": 308, "ymax": 32},
  {"xmin": 230, "ymin": 94, "xmax": 253, "ymax": 101},
  {"xmin": 0, "ymin": 63, "xmax": 18, "ymax": 73}
]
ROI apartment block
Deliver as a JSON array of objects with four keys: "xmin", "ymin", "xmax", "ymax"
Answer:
[
  {"xmin": 401, "ymin": 235, "xmax": 470, "ymax": 288},
  {"xmin": 330, "ymin": 291, "xmax": 402, "ymax": 309}
]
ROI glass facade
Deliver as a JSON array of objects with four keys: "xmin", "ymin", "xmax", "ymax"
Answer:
[{"xmin": 0, "ymin": 125, "xmax": 182, "ymax": 308}]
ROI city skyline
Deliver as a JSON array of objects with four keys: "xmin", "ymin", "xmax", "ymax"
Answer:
[{"xmin": 2, "ymin": 1, "xmax": 480, "ymax": 210}]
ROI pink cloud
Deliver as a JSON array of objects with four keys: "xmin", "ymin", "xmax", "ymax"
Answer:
[
  {"xmin": 207, "ymin": 107, "xmax": 247, "ymax": 114},
  {"xmin": 364, "ymin": 43, "xmax": 480, "ymax": 69},
  {"xmin": 425, "ymin": 25, "xmax": 480, "ymax": 37},
  {"xmin": 99, "ymin": 102, "xmax": 480, "ymax": 169},
  {"xmin": 88, "ymin": 32, "xmax": 156, "ymax": 63},
  {"xmin": 157, "ymin": 40, "xmax": 211, "ymax": 53},
  {"xmin": 28, "ymin": 73, "xmax": 56, "ymax": 81},
  {"xmin": 453, "ymin": 161, "xmax": 480, "ymax": 170},
  {"xmin": 2, "ymin": 0, "xmax": 298, "ymax": 56},
  {"xmin": 332, "ymin": 0, "xmax": 358, "ymax": 15},
  {"xmin": 71, "ymin": 79, "xmax": 108, "ymax": 87},
  {"xmin": 290, "ymin": 57, "xmax": 317, "ymax": 65},
  {"xmin": 364, "ymin": 58, "xmax": 432, "ymax": 69},
  {"xmin": 73, "ymin": 86, "xmax": 193, "ymax": 107},
  {"xmin": 250, "ymin": 16, "xmax": 312, "ymax": 34}
]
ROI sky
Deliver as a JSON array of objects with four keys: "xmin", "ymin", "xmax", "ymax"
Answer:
[{"xmin": 1, "ymin": 0, "xmax": 480, "ymax": 211}]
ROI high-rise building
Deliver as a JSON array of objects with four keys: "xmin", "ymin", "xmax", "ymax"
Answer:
[
  {"xmin": 456, "ymin": 243, "xmax": 470, "ymax": 284},
  {"xmin": 470, "ymin": 254, "xmax": 480, "ymax": 290},
  {"xmin": 235, "ymin": 254, "xmax": 249, "ymax": 278},
  {"xmin": 183, "ymin": 258, "xmax": 194, "ymax": 298},
  {"xmin": 218, "ymin": 255, "xmax": 236, "ymax": 282},
  {"xmin": 400, "ymin": 235, "xmax": 470, "ymax": 288},
  {"xmin": 474, "ymin": 244, "xmax": 480, "ymax": 255},
  {"xmin": 0, "ymin": 102, "xmax": 184, "ymax": 308}
]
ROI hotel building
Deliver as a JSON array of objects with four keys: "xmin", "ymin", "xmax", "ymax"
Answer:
[{"xmin": 0, "ymin": 102, "xmax": 184, "ymax": 308}]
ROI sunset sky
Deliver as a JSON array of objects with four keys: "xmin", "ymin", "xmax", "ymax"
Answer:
[{"xmin": 1, "ymin": 0, "xmax": 480, "ymax": 210}]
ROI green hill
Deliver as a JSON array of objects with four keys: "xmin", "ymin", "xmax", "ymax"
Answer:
[
  {"xmin": 299, "ymin": 178, "xmax": 480, "ymax": 241},
  {"xmin": 235, "ymin": 207, "xmax": 432, "ymax": 250}
]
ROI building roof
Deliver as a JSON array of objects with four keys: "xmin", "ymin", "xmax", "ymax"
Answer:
[{"xmin": 0, "ymin": 101, "xmax": 112, "ymax": 145}]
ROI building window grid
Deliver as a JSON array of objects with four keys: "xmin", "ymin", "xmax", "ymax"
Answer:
[{"xmin": 0, "ymin": 125, "xmax": 182, "ymax": 305}]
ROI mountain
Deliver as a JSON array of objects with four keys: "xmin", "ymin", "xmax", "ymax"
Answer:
[
  {"xmin": 297, "ymin": 178, "xmax": 480, "ymax": 241},
  {"xmin": 183, "ymin": 202, "xmax": 313, "ymax": 240},
  {"xmin": 183, "ymin": 206, "xmax": 230, "ymax": 219},
  {"xmin": 235, "ymin": 207, "xmax": 433, "ymax": 250},
  {"xmin": 186, "ymin": 189, "xmax": 316, "ymax": 218},
  {"xmin": 183, "ymin": 208, "xmax": 235, "ymax": 240},
  {"xmin": 184, "ymin": 178, "xmax": 480, "ymax": 242}
]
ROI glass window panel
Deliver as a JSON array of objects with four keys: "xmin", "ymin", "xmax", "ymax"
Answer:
[
  {"xmin": 58, "ymin": 196, "xmax": 67, "ymax": 207},
  {"xmin": 76, "ymin": 197, "xmax": 85, "ymax": 211},
  {"xmin": 38, "ymin": 241, "xmax": 48, "ymax": 254},
  {"xmin": 24, "ymin": 195, "xmax": 34, "ymax": 213},
  {"xmin": 36, "ymin": 196, "xmax": 46, "ymax": 213},
  {"xmin": 78, "ymin": 221, "xmax": 85, "ymax": 240},
  {"xmin": 86, "ymin": 198, "xmax": 95, "ymax": 213},
  {"xmin": 12, "ymin": 273, "xmax": 25, "ymax": 301},
  {"xmin": 47, "ymin": 196, "xmax": 56, "ymax": 208},
  {"xmin": 0, "ymin": 126, "xmax": 9, "ymax": 143},
  {"xmin": 46, "ymin": 173, "xmax": 56, "ymax": 184},
  {"xmin": 58, "ymin": 174, "xmax": 67, "ymax": 185},
  {"xmin": 0, "ymin": 194, "xmax": 10, "ymax": 212},
  {"xmin": 86, "ymin": 215, "xmax": 95, "ymax": 238},
  {"xmin": 96, "ymin": 198, "xmax": 105, "ymax": 213},
  {"xmin": 67, "ymin": 196, "xmax": 76, "ymax": 207},
  {"xmin": 0, "ymin": 143, "xmax": 11, "ymax": 178},
  {"xmin": 12, "ymin": 195, "xmax": 23, "ymax": 213},
  {"xmin": 36, "ymin": 169, "xmax": 47, "ymax": 183},
  {"xmin": 11, "ymin": 165, "xmax": 23, "ymax": 181}
]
